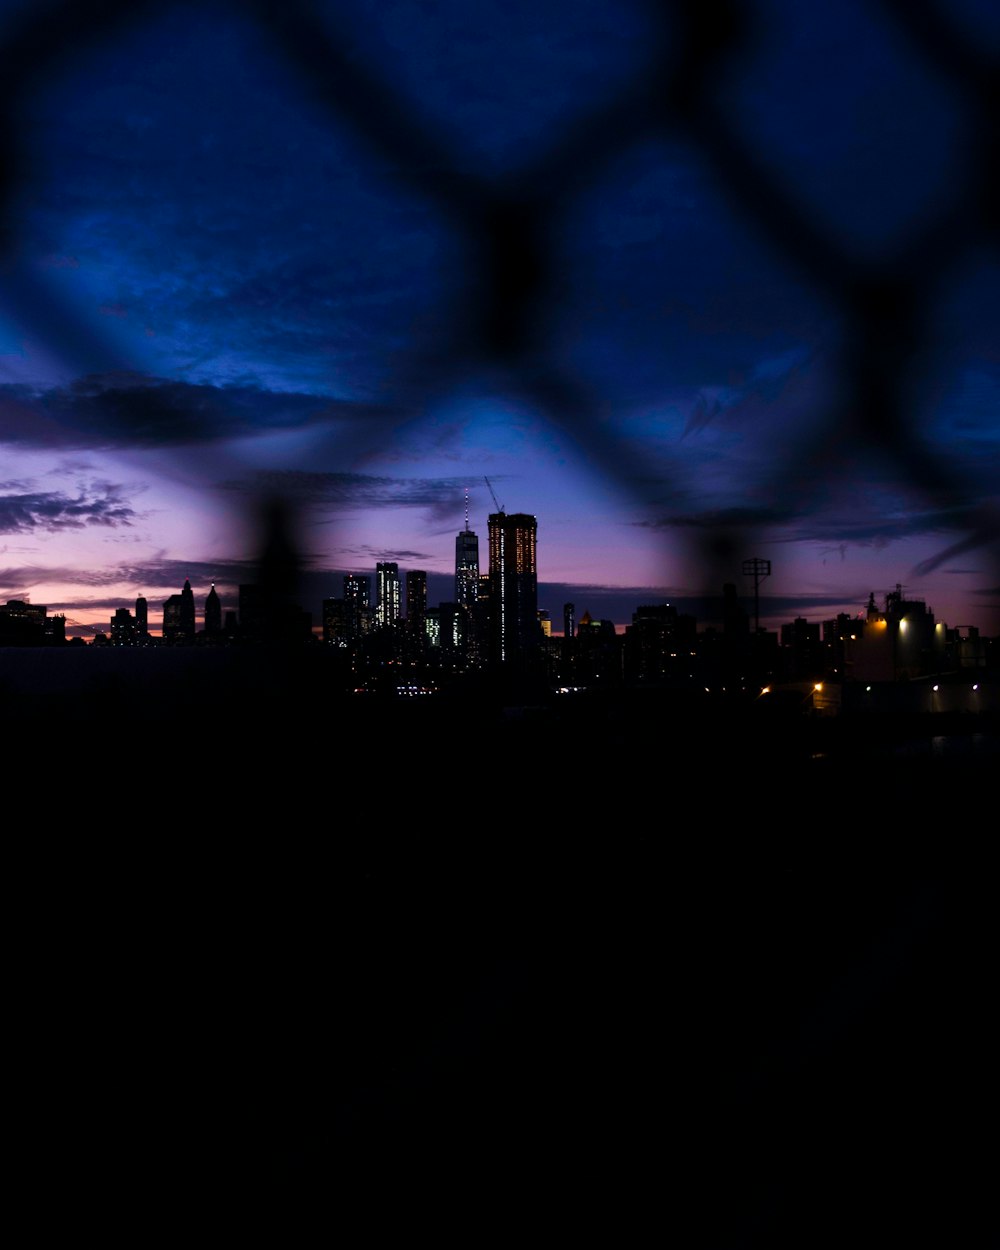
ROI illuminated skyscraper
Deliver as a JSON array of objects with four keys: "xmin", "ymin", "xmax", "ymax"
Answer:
[
  {"xmin": 488, "ymin": 511, "xmax": 538, "ymax": 663},
  {"xmin": 456, "ymin": 491, "xmax": 480, "ymax": 612},
  {"xmin": 343, "ymin": 573, "xmax": 371, "ymax": 638},
  {"xmin": 344, "ymin": 573, "xmax": 370, "ymax": 604},
  {"xmin": 406, "ymin": 569, "xmax": 427, "ymax": 636},
  {"xmin": 376, "ymin": 562, "xmax": 401, "ymax": 628},
  {"xmin": 456, "ymin": 528, "xmax": 479, "ymax": 609}
]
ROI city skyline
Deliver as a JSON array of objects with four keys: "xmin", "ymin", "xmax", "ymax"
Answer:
[
  {"xmin": 1, "ymin": 2, "xmax": 998, "ymax": 638},
  {"xmin": 3, "ymin": 7, "xmax": 990, "ymax": 1217},
  {"xmin": 10, "ymin": 522, "xmax": 998, "ymax": 644}
]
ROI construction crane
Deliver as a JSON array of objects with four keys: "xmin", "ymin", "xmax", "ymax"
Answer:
[{"xmin": 484, "ymin": 475, "xmax": 504, "ymax": 514}]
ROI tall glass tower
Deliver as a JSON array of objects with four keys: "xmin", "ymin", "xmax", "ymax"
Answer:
[{"xmin": 456, "ymin": 527, "xmax": 479, "ymax": 611}]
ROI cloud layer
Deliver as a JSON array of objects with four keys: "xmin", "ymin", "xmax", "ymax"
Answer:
[
  {"xmin": 0, "ymin": 482, "xmax": 136, "ymax": 534},
  {"xmin": 0, "ymin": 374, "xmax": 381, "ymax": 449}
]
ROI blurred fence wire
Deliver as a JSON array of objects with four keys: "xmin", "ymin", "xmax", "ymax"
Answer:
[{"xmin": 1, "ymin": 0, "xmax": 998, "ymax": 620}]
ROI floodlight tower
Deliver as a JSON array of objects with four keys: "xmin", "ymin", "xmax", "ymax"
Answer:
[{"xmin": 742, "ymin": 557, "xmax": 771, "ymax": 635}]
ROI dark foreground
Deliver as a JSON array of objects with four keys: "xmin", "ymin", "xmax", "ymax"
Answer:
[{"xmin": 4, "ymin": 648, "xmax": 994, "ymax": 1241}]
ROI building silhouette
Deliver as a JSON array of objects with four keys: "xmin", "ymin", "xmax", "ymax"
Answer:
[
  {"xmin": 162, "ymin": 579, "xmax": 197, "ymax": 643},
  {"xmin": 406, "ymin": 569, "xmax": 428, "ymax": 639},
  {"xmin": 204, "ymin": 583, "xmax": 222, "ymax": 635},
  {"xmin": 488, "ymin": 511, "xmax": 538, "ymax": 664},
  {"xmin": 0, "ymin": 598, "xmax": 55, "ymax": 645},
  {"xmin": 162, "ymin": 596, "xmax": 179, "ymax": 639},
  {"xmin": 180, "ymin": 578, "xmax": 196, "ymax": 637},
  {"xmin": 780, "ymin": 616, "xmax": 822, "ymax": 680},
  {"xmin": 623, "ymin": 603, "xmax": 697, "ymax": 683},
  {"xmin": 162, "ymin": 592, "xmax": 183, "ymax": 642},
  {"xmin": 110, "ymin": 607, "xmax": 138, "ymax": 645},
  {"xmin": 322, "ymin": 597, "xmax": 348, "ymax": 645},
  {"xmin": 575, "ymin": 610, "xmax": 620, "ymax": 684}
]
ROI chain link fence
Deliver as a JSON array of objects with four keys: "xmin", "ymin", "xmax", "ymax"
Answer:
[{"xmin": 2, "ymin": 10, "xmax": 990, "ymax": 1237}]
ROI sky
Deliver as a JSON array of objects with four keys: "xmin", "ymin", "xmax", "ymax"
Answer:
[{"xmin": 1, "ymin": 0, "xmax": 998, "ymax": 637}]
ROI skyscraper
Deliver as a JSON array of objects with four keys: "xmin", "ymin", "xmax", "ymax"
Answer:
[
  {"xmin": 135, "ymin": 594, "xmax": 148, "ymax": 639},
  {"xmin": 180, "ymin": 578, "xmax": 196, "ymax": 637},
  {"xmin": 204, "ymin": 583, "xmax": 222, "ymax": 635},
  {"xmin": 455, "ymin": 514, "xmax": 479, "ymax": 612},
  {"xmin": 343, "ymin": 572, "xmax": 371, "ymax": 638},
  {"xmin": 376, "ymin": 562, "xmax": 401, "ymax": 628},
  {"xmin": 162, "ymin": 578, "xmax": 197, "ymax": 643},
  {"xmin": 488, "ymin": 511, "xmax": 538, "ymax": 663}
]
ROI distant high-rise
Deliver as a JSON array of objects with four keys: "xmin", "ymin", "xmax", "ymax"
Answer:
[
  {"xmin": 455, "ymin": 493, "xmax": 479, "ymax": 612},
  {"xmin": 322, "ymin": 597, "xmax": 348, "ymax": 645},
  {"xmin": 344, "ymin": 573, "xmax": 370, "ymax": 606},
  {"xmin": 376, "ymin": 562, "xmax": 400, "ymax": 628},
  {"xmin": 135, "ymin": 594, "xmax": 148, "ymax": 638},
  {"xmin": 162, "ymin": 593, "xmax": 183, "ymax": 642},
  {"xmin": 406, "ymin": 570, "xmax": 427, "ymax": 636},
  {"xmin": 343, "ymin": 572, "xmax": 371, "ymax": 638},
  {"xmin": 488, "ymin": 511, "xmax": 538, "ymax": 663},
  {"xmin": 180, "ymin": 578, "xmax": 196, "ymax": 637},
  {"xmin": 204, "ymin": 583, "xmax": 222, "ymax": 635},
  {"xmin": 0, "ymin": 599, "xmax": 48, "ymax": 645},
  {"xmin": 110, "ymin": 607, "xmax": 137, "ymax": 646}
]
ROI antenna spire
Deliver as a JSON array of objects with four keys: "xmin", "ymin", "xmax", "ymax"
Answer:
[{"xmin": 464, "ymin": 486, "xmax": 470, "ymax": 532}]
